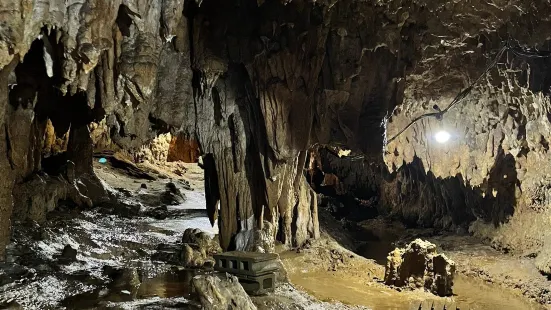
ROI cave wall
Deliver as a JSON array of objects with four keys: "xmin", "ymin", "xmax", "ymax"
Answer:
[
  {"xmin": 381, "ymin": 1, "xmax": 551, "ymax": 272},
  {"xmin": 0, "ymin": 0, "xmax": 421, "ymax": 255},
  {"xmin": 2, "ymin": 0, "xmax": 551, "ymax": 258},
  {"xmin": 294, "ymin": 0, "xmax": 551, "ymax": 273}
]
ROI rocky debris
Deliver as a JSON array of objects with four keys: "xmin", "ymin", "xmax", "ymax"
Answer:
[
  {"xmin": 143, "ymin": 205, "xmax": 169, "ymax": 220},
  {"xmin": 153, "ymin": 229, "xmax": 220, "ymax": 268},
  {"xmin": 384, "ymin": 239, "xmax": 456, "ymax": 297},
  {"xmin": 161, "ymin": 182, "xmax": 185, "ymax": 205},
  {"xmin": 191, "ymin": 273, "xmax": 257, "ymax": 310},
  {"xmin": 55, "ymin": 245, "xmax": 77, "ymax": 264}
]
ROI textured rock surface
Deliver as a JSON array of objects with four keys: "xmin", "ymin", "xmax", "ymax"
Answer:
[
  {"xmin": 135, "ymin": 133, "xmax": 172, "ymax": 163},
  {"xmin": 235, "ymin": 220, "xmax": 276, "ymax": 253},
  {"xmin": 182, "ymin": 228, "xmax": 222, "ymax": 255},
  {"xmin": 380, "ymin": 2, "xmax": 551, "ymax": 275},
  {"xmin": 192, "ymin": 273, "xmax": 257, "ymax": 310},
  {"xmin": 167, "ymin": 132, "xmax": 200, "ymax": 163},
  {"xmin": 1, "ymin": 0, "xmax": 551, "ymax": 259},
  {"xmin": 384, "ymin": 239, "xmax": 456, "ymax": 297},
  {"xmin": 154, "ymin": 228, "xmax": 221, "ymax": 268}
]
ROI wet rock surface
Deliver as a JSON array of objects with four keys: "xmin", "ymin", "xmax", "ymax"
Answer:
[
  {"xmin": 192, "ymin": 273, "xmax": 257, "ymax": 310},
  {"xmin": 0, "ymin": 164, "xmax": 214, "ymax": 309},
  {"xmin": 0, "ymin": 164, "xmax": 358, "ymax": 309},
  {"xmin": 152, "ymin": 228, "xmax": 221, "ymax": 268}
]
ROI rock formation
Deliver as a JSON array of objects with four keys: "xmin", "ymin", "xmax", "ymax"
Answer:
[
  {"xmin": 167, "ymin": 132, "xmax": 200, "ymax": 163},
  {"xmin": 0, "ymin": 0, "xmax": 551, "ymax": 260},
  {"xmin": 192, "ymin": 273, "xmax": 257, "ymax": 310},
  {"xmin": 154, "ymin": 228, "xmax": 221, "ymax": 268},
  {"xmin": 384, "ymin": 239, "xmax": 456, "ymax": 297}
]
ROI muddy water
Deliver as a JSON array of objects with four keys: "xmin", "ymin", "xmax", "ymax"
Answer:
[
  {"xmin": 61, "ymin": 267, "xmax": 202, "ymax": 309},
  {"xmin": 289, "ymin": 270, "xmax": 545, "ymax": 310},
  {"xmin": 289, "ymin": 239, "xmax": 547, "ymax": 310}
]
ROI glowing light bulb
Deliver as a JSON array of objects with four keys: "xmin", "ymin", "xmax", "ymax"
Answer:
[{"xmin": 434, "ymin": 130, "xmax": 451, "ymax": 143}]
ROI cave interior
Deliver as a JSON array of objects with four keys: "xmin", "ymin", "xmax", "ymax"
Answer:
[{"xmin": 1, "ymin": 0, "xmax": 551, "ymax": 309}]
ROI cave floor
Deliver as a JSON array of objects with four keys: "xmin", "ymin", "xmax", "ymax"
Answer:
[
  {"xmin": 279, "ymin": 212, "xmax": 550, "ymax": 309},
  {"xmin": 281, "ymin": 232, "xmax": 549, "ymax": 310},
  {"xmin": 0, "ymin": 161, "xmax": 364, "ymax": 309},
  {"xmin": 0, "ymin": 161, "xmax": 215, "ymax": 309},
  {"xmin": 0, "ymin": 160, "xmax": 549, "ymax": 309}
]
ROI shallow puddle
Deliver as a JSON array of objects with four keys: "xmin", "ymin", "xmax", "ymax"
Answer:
[{"xmin": 61, "ymin": 267, "xmax": 201, "ymax": 309}]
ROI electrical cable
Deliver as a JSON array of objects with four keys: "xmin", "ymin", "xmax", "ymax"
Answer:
[
  {"xmin": 386, "ymin": 43, "xmax": 551, "ymax": 145},
  {"xmin": 386, "ymin": 45, "xmax": 508, "ymax": 144},
  {"xmin": 322, "ymin": 42, "xmax": 551, "ymax": 161}
]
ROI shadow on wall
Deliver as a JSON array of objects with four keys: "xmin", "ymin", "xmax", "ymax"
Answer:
[{"xmin": 309, "ymin": 146, "xmax": 519, "ymax": 231}]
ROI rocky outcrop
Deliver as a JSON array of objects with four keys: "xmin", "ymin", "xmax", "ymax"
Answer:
[
  {"xmin": 384, "ymin": 239, "xmax": 456, "ymax": 297},
  {"xmin": 135, "ymin": 133, "xmax": 172, "ymax": 163},
  {"xmin": 192, "ymin": 273, "xmax": 257, "ymax": 310},
  {"xmin": 182, "ymin": 228, "xmax": 222, "ymax": 256},
  {"xmin": 154, "ymin": 228, "xmax": 221, "ymax": 268}
]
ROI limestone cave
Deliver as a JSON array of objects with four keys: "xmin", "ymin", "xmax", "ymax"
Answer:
[{"xmin": 0, "ymin": 0, "xmax": 551, "ymax": 309}]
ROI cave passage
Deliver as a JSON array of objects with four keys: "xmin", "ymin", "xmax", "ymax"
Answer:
[{"xmin": 2, "ymin": 0, "xmax": 551, "ymax": 309}]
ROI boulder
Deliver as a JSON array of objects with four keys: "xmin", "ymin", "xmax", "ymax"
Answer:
[
  {"xmin": 180, "ymin": 243, "xmax": 213, "ymax": 268},
  {"xmin": 182, "ymin": 228, "xmax": 222, "ymax": 255},
  {"xmin": 161, "ymin": 182, "xmax": 185, "ymax": 205},
  {"xmin": 55, "ymin": 245, "xmax": 77, "ymax": 264},
  {"xmin": 153, "ymin": 229, "xmax": 220, "ymax": 268},
  {"xmin": 384, "ymin": 239, "xmax": 456, "ymax": 296},
  {"xmin": 191, "ymin": 273, "xmax": 257, "ymax": 310}
]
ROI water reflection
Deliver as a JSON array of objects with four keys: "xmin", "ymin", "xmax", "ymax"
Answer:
[{"xmin": 62, "ymin": 267, "xmax": 202, "ymax": 309}]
